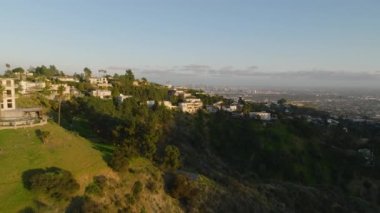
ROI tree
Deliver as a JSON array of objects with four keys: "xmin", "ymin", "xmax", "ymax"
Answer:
[
  {"xmin": 12, "ymin": 67, "xmax": 25, "ymax": 79},
  {"xmin": 22, "ymin": 167, "xmax": 79, "ymax": 201},
  {"xmin": 5, "ymin": 63, "xmax": 10, "ymax": 71},
  {"xmin": 163, "ymin": 145, "xmax": 181, "ymax": 169},
  {"xmin": 126, "ymin": 69, "xmax": 135, "ymax": 81},
  {"xmin": 278, "ymin": 98, "xmax": 287, "ymax": 106},
  {"xmin": 83, "ymin": 67, "xmax": 92, "ymax": 81},
  {"xmin": 36, "ymin": 129, "xmax": 50, "ymax": 144},
  {"xmin": 57, "ymin": 85, "xmax": 65, "ymax": 126},
  {"xmin": 132, "ymin": 181, "xmax": 143, "ymax": 198}
]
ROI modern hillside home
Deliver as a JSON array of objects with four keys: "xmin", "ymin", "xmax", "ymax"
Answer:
[
  {"xmin": 0, "ymin": 78, "xmax": 46, "ymax": 129},
  {"xmin": 0, "ymin": 78, "xmax": 16, "ymax": 111},
  {"xmin": 179, "ymin": 98, "xmax": 203, "ymax": 114}
]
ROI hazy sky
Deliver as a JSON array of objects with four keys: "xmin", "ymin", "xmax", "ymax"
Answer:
[{"xmin": 1, "ymin": 0, "xmax": 379, "ymax": 87}]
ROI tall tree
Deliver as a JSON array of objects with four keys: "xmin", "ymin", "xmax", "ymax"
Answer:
[
  {"xmin": 126, "ymin": 69, "xmax": 135, "ymax": 81},
  {"xmin": 57, "ymin": 85, "xmax": 65, "ymax": 126},
  {"xmin": 5, "ymin": 63, "xmax": 10, "ymax": 71},
  {"xmin": 83, "ymin": 67, "xmax": 92, "ymax": 81},
  {"xmin": 12, "ymin": 67, "xmax": 25, "ymax": 80}
]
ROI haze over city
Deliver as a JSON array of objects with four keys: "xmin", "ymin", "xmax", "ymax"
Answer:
[{"xmin": 1, "ymin": 0, "xmax": 380, "ymax": 88}]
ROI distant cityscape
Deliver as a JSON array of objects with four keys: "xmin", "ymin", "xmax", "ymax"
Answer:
[{"xmin": 186, "ymin": 85, "xmax": 380, "ymax": 121}]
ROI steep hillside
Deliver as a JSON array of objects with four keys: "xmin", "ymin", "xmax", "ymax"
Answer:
[
  {"xmin": 0, "ymin": 122, "xmax": 183, "ymax": 212},
  {"xmin": 0, "ymin": 123, "xmax": 114, "ymax": 212}
]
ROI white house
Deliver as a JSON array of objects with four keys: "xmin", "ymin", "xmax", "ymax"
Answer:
[
  {"xmin": 50, "ymin": 84, "xmax": 71, "ymax": 95},
  {"xmin": 117, "ymin": 94, "xmax": 132, "ymax": 103},
  {"xmin": 89, "ymin": 77, "xmax": 111, "ymax": 88},
  {"xmin": 0, "ymin": 78, "xmax": 16, "ymax": 111},
  {"xmin": 146, "ymin": 100, "xmax": 156, "ymax": 108},
  {"xmin": 222, "ymin": 104, "xmax": 238, "ymax": 112},
  {"xmin": 56, "ymin": 76, "xmax": 79, "ymax": 83},
  {"xmin": 19, "ymin": 80, "xmax": 46, "ymax": 94},
  {"xmin": 179, "ymin": 98, "xmax": 203, "ymax": 114},
  {"xmin": 206, "ymin": 105, "xmax": 218, "ymax": 113},
  {"xmin": 91, "ymin": 90, "xmax": 111, "ymax": 99},
  {"xmin": 159, "ymin": 101, "xmax": 176, "ymax": 110},
  {"xmin": 249, "ymin": 112, "xmax": 271, "ymax": 121}
]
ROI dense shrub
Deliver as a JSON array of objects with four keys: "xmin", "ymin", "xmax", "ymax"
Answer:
[
  {"xmin": 109, "ymin": 141, "xmax": 139, "ymax": 171},
  {"xmin": 35, "ymin": 129, "xmax": 50, "ymax": 144},
  {"xmin": 65, "ymin": 196, "xmax": 107, "ymax": 213},
  {"xmin": 85, "ymin": 176, "xmax": 107, "ymax": 196},
  {"xmin": 163, "ymin": 145, "xmax": 181, "ymax": 170},
  {"xmin": 132, "ymin": 181, "xmax": 143, "ymax": 198},
  {"xmin": 166, "ymin": 173, "xmax": 199, "ymax": 206},
  {"xmin": 22, "ymin": 167, "xmax": 79, "ymax": 201},
  {"xmin": 145, "ymin": 178, "xmax": 158, "ymax": 193}
]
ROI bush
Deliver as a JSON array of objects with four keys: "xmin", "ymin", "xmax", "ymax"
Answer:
[
  {"xmin": 85, "ymin": 183, "xmax": 103, "ymax": 196},
  {"xmin": 66, "ymin": 196, "xmax": 107, "ymax": 213},
  {"xmin": 35, "ymin": 129, "xmax": 50, "ymax": 144},
  {"xmin": 132, "ymin": 181, "xmax": 143, "ymax": 198},
  {"xmin": 166, "ymin": 173, "xmax": 199, "ymax": 204},
  {"xmin": 109, "ymin": 142, "xmax": 139, "ymax": 171},
  {"xmin": 146, "ymin": 179, "xmax": 158, "ymax": 193},
  {"xmin": 85, "ymin": 176, "xmax": 107, "ymax": 196},
  {"xmin": 22, "ymin": 167, "xmax": 79, "ymax": 201},
  {"xmin": 163, "ymin": 145, "xmax": 181, "ymax": 170}
]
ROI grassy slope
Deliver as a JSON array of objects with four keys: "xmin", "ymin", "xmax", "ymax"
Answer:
[{"xmin": 0, "ymin": 122, "xmax": 114, "ymax": 212}]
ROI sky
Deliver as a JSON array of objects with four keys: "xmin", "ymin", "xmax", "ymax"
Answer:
[{"xmin": 0, "ymin": 0, "xmax": 380, "ymax": 88}]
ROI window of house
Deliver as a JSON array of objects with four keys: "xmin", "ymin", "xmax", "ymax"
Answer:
[
  {"xmin": 6, "ymin": 90, "xmax": 11, "ymax": 96},
  {"xmin": 0, "ymin": 103, "xmax": 3, "ymax": 109},
  {"xmin": 7, "ymin": 99, "xmax": 13, "ymax": 108},
  {"xmin": 6, "ymin": 80, "xmax": 11, "ymax": 86}
]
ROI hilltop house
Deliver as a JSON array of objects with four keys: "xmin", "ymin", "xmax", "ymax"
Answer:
[
  {"xmin": 56, "ymin": 76, "xmax": 79, "ymax": 83},
  {"xmin": 179, "ymin": 98, "xmax": 203, "ymax": 114},
  {"xmin": 117, "ymin": 94, "xmax": 133, "ymax": 103},
  {"xmin": 19, "ymin": 80, "xmax": 46, "ymax": 94},
  {"xmin": 89, "ymin": 77, "xmax": 111, "ymax": 88},
  {"xmin": 91, "ymin": 89, "xmax": 111, "ymax": 99},
  {"xmin": 0, "ymin": 78, "xmax": 46, "ymax": 128},
  {"xmin": 0, "ymin": 78, "xmax": 16, "ymax": 111},
  {"xmin": 249, "ymin": 112, "xmax": 271, "ymax": 121}
]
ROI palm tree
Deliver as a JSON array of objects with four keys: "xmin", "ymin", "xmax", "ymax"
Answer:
[{"xmin": 57, "ymin": 85, "xmax": 65, "ymax": 126}]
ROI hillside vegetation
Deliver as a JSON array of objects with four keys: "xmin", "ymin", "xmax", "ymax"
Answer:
[
  {"xmin": 0, "ymin": 123, "xmax": 113, "ymax": 212},
  {"xmin": 2, "ymin": 69, "xmax": 380, "ymax": 212},
  {"xmin": 0, "ymin": 122, "xmax": 183, "ymax": 212}
]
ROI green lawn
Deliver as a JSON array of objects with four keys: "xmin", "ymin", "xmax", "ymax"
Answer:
[{"xmin": 0, "ymin": 122, "xmax": 114, "ymax": 212}]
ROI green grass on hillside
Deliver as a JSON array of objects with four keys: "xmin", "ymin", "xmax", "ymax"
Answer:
[{"xmin": 0, "ymin": 122, "xmax": 114, "ymax": 212}]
